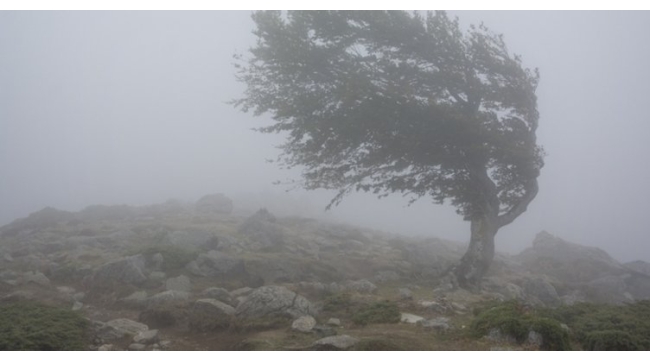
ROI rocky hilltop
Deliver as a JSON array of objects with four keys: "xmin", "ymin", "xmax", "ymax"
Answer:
[{"xmin": 1, "ymin": 195, "xmax": 649, "ymax": 350}]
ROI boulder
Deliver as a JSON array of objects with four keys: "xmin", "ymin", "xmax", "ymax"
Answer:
[
  {"xmin": 400, "ymin": 313, "xmax": 425, "ymax": 324},
  {"xmin": 120, "ymin": 291, "xmax": 149, "ymax": 309},
  {"xmin": 146, "ymin": 290, "xmax": 190, "ymax": 308},
  {"xmin": 344, "ymin": 279, "xmax": 377, "ymax": 294},
  {"xmin": 165, "ymin": 275, "xmax": 191, "ymax": 292},
  {"xmin": 186, "ymin": 251, "xmax": 246, "ymax": 278},
  {"xmin": 516, "ymin": 231, "xmax": 625, "ymax": 283},
  {"xmin": 23, "ymin": 271, "xmax": 51, "ymax": 287},
  {"xmin": 92, "ymin": 255, "xmax": 147, "ymax": 285},
  {"xmin": 625, "ymin": 260, "xmax": 650, "ymax": 276},
  {"xmin": 94, "ymin": 319, "xmax": 150, "ymax": 342},
  {"xmin": 522, "ymin": 277, "xmax": 561, "ymax": 306},
  {"xmin": 235, "ymin": 285, "xmax": 317, "ymax": 319},
  {"xmin": 238, "ymin": 208, "xmax": 284, "ymax": 249},
  {"xmin": 189, "ymin": 299, "xmax": 236, "ymax": 331},
  {"xmin": 200, "ymin": 287, "xmax": 233, "ymax": 306},
  {"xmin": 133, "ymin": 329, "xmax": 159, "ymax": 345},
  {"xmin": 140, "ymin": 291, "xmax": 190, "ymax": 328},
  {"xmin": 421, "ymin": 317, "xmax": 451, "ymax": 333}
]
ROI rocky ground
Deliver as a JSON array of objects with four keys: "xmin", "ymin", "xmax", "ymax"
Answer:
[{"xmin": 1, "ymin": 194, "xmax": 650, "ymax": 351}]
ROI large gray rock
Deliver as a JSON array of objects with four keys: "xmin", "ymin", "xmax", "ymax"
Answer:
[
  {"xmin": 133, "ymin": 329, "xmax": 159, "ymax": 344},
  {"xmin": 195, "ymin": 194, "xmax": 234, "ymax": 214},
  {"xmin": 421, "ymin": 317, "xmax": 451, "ymax": 333},
  {"xmin": 201, "ymin": 287, "xmax": 233, "ymax": 305},
  {"xmin": 23, "ymin": 271, "xmax": 51, "ymax": 287},
  {"xmin": 165, "ymin": 275, "xmax": 191, "ymax": 292},
  {"xmin": 93, "ymin": 255, "xmax": 147, "ymax": 285},
  {"xmin": 344, "ymin": 279, "xmax": 377, "ymax": 294},
  {"xmin": 120, "ymin": 291, "xmax": 148, "ymax": 309},
  {"xmin": 146, "ymin": 290, "xmax": 190, "ymax": 308},
  {"xmin": 235, "ymin": 286, "xmax": 317, "ymax": 319},
  {"xmin": 625, "ymin": 260, "xmax": 650, "ymax": 276},
  {"xmin": 516, "ymin": 231, "xmax": 625, "ymax": 283},
  {"xmin": 94, "ymin": 318, "xmax": 149, "ymax": 342},
  {"xmin": 186, "ymin": 250, "xmax": 246, "ymax": 278},
  {"xmin": 189, "ymin": 299, "xmax": 235, "ymax": 331},
  {"xmin": 522, "ymin": 277, "xmax": 561, "ymax": 306},
  {"xmin": 140, "ymin": 291, "xmax": 191, "ymax": 328},
  {"xmin": 238, "ymin": 208, "xmax": 284, "ymax": 249}
]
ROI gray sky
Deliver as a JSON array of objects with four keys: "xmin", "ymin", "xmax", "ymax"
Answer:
[{"xmin": 1, "ymin": 11, "xmax": 649, "ymax": 263}]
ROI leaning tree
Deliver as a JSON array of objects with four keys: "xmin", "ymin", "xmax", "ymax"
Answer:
[{"xmin": 232, "ymin": 11, "xmax": 544, "ymax": 288}]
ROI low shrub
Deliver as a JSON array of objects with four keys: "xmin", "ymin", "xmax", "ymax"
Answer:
[
  {"xmin": 0, "ymin": 301, "xmax": 89, "ymax": 350},
  {"xmin": 540, "ymin": 300, "xmax": 650, "ymax": 350},
  {"xmin": 470, "ymin": 301, "xmax": 570, "ymax": 350},
  {"xmin": 351, "ymin": 301, "xmax": 400, "ymax": 326}
]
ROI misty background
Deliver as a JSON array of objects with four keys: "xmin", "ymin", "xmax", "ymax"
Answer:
[{"xmin": 1, "ymin": 11, "xmax": 649, "ymax": 263}]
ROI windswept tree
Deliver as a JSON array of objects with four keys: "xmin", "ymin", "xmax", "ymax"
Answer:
[{"xmin": 232, "ymin": 11, "xmax": 544, "ymax": 287}]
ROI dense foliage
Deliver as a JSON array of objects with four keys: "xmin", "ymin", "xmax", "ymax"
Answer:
[
  {"xmin": 234, "ymin": 10, "xmax": 542, "ymax": 220},
  {"xmin": 233, "ymin": 10, "xmax": 544, "ymax": 286}
]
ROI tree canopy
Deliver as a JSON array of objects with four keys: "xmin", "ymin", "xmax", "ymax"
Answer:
[{"xmin": 233, "ymin": 10, "xmax": 544, "ymax": 286}]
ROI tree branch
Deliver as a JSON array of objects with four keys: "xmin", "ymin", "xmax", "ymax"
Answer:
[{"xmin": 497, "ymin": 178, "xmax": 538, "ymax": 227}]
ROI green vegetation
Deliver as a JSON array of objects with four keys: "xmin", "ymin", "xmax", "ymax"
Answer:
[
  {"xmin": 323, "ymin": 292, "xmax": 354, "ymax": 313},
  {"xmin": 470, "ymin": 301, "xmax": 570, "ymax": 350},
  {"xmin": 471, "ymin": 300, "xmax": 650, "ymax": 350},
  {"xmin": 351, "ymin": 301, "xmax": 401, "ymax": 326},
  {"xmin": 540, "ymin": 300, "xmax": 650, "ymax": 350},
  {"xmin": 0, "ymin": 301, "xmax": 89, "ymax": 350}
]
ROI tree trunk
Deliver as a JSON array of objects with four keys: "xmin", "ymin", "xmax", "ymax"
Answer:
[{"xmin": 453, "ymin": 216, "xmax": 499, "ymax": 289}]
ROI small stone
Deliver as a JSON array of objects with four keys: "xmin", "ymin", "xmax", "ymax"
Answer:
[
  {"xmin": 128, "ymin": 343, "xmax": 147, "ymax": 351},
  {"xmin": 292, "ymin": 315, "xmax": 316, "ymax": 333},
  {"xmin": 72, "ymin": 301, "xmax": 83, "ymax": 311},
  {"xmin": 400, "ymin": 312, "xmax": 425, "ymax": 324},
  {"xmin": 98, "ymin": 344, "xmax": 115, "ymax": 351},
  {"xmin": 134, "ymin": 329, "xmax": 159, "ymax": 344},
  {"xmin": 451, "ymin": 302, "xmax": 467, "ymax": 312},
  {"xmin": 421, "ymin": 317, "xmax": 451, "ymax": 333},
  {"xmin": 106, "ymin": 318, "xmax": 149, "ymax": 336},
  {"xmin": 327, "ymin": 318, "xmax": 341, "ymax": 327}
]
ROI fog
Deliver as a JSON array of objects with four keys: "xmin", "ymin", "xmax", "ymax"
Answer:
[{"xmin": 1, "ymin": 11, "xmax": 649, "ymax": 263}]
